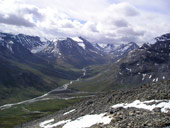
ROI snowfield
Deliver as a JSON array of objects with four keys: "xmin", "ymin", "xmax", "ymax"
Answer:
[
  {"xmin": 39, "ymin": 99, "xmax": 170, "ymax": 128},
  {"xmin": 40, "ymin": 113, "xmax": 111, "ymax": 128},
  {"xmin": 71, "ymin": 37, "xmax": 86, "ymax": 49},
  {"xmin": 112, "ymin": 100, "xmax": 170, "ymax": 113},
  {"xmin": 71, "ymin": 37, "xmax": 83, "ymax": 42}
]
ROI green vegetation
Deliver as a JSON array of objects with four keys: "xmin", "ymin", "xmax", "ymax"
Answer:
[
  {"xmin": 69, "ymin": 63, "xmax": 115, "ymax": 92},
  {"xmin": 69, "ymin": 63, "xmax": 137, "ymax": 92},
  {"xmin": 0, "ymin": 57, "xmax": 83, "ymax": 106},
  {"xmin": 0, "ymin": 98, "xmax": 82, "ymax": 128}
]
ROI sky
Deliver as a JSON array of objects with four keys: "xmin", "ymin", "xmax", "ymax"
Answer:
[{"xmin": 0, "ymin": 0, "xmax": 170, "ymax": 45}]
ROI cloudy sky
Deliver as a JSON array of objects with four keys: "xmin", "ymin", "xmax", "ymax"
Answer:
[{"xmin": 0, "ymin": 0, "xmax": 170, "ymax": 45}]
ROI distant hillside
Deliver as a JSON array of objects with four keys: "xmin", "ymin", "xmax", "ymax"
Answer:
[
  {"xmin": 69, "ymin": 33, "xmax": 170, "ymax": 92},
  {"xmin": 0, "ymin": 32, "xmax": 82, "ymax": 105}
]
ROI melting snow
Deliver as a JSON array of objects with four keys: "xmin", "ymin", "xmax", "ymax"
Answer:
[
  {"xmin": 126, "ymin": 68, "xmax": 131, "ymax": 72},
  {"xmin": 71, "ymin": 37, "xmax": 83, "ymax": 42},
  {"xmin": 53, "ymin": 38, "xmax": 66, "ymax": 42},
  {"xmin": 0, "ymin": 37, "xmax": 3, "ymax": 41},
  {"xmin": 116, "ymin": 59, "xmax": 120, "ymax": 63},
  {"xmin": 63, "ymin": 113, "xmax": 111, "ymax": 128},
  {"xmin": 7, "ymin": 41, "xmax": 14, "ymax": 53},
  {"xmin": 112, "ymin": 100, "xmax": 170, "ymax": 113},
  {"xmin": 63, "ymin": 109, "xmax": 76, "ymax": 115},
  {"xmin": 149, "ymin": 75, "xmax": 152, "ymax": 79},
  {"xmin": 98, "ymin": 43, "xmax": 107, "ymax": 48},
  {"xmin": 156, "ymin": 77, "xmax": 158, "ymax": 82},
  {"xmin": 40, "ymin": 119, "xmax": 54, "ymax": 128},
  {"xmin": 40, "ymin": 113, "xmax": 111, "ymax": 128},
  {"xmin": 40, "ymin": 110, "xmax": 115, "ymax": 128},
  {"xmin": 142, "ymin": 74, "xmax": 146, "ymax": 80},
  {"xmin": 163, "ymin": 76, "xmax": 165, "ymax": 79},
  {"xmin": 78, "ymin": 43, "xmax": 86, "ymax": 49},
  {"xmin": 40, "ymin": 119, "xmax": 71, "ymax": 128},
  {"xmin": 40, "ymin": 37, "xmax": 47, "ymax": 42},
  {"xmin": 89, "ymin": 49, "xmax": 98, "ymax": 54},
  {"xmin": 71, "ymin": 37, "xmax": 86, "ymax": 49},
  {"xmin": 39, "ymin": 99, "xmax": 170, "ymax": 128},
  {"xmin": 31, "ymin": 44, "xmax": 49, "ymax": 53}
]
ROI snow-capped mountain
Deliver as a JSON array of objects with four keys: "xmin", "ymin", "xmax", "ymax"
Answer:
[
  {"xmin": 37, "ymin": 37, "xmax": 108, "ymax": 68},
  {"xmin": 71, "ymin": 33, "xmax": 170, "ymax": 92},
  {"xmin": 103, "ymin": 43, "xmax": 118, "ymax": 53},
  {"xmin": 0, "ymin": 32, "xmax": 83, "ymax": 107},
  {"xmin": 0, "ymin": 32, "xmax": 50, "ymax": 54},
  {"xmin": 0, "ymin": 32, "xmax": 34, "ymax": 59},
  {"xmin": 93, "ymin": 43, "xmax": 117, "ymax": 53},
  {"xmin": 16, "ymin": 34, "xmax": 50, "ymax": 53},
  {"xmin": 93, "ymin": 42, "xmax": 139, "ymax": 61},
  {"xmin": 110, "ymin": 42, "xmax": 139, "ymax": 61},
  {"xmin": 0, "ymin": 32, "xmax": 109, "ymax": 68},
  {"xmin": 155, "ymin": 33, "xmax": 170, "ymax": 42},
  {"xmin": 0, "ymin": 32, "xmax": 138, "ymax": 68},
  {"xmin": 113, "ymin": 33, "xmax": 170, "ymax": 86}
]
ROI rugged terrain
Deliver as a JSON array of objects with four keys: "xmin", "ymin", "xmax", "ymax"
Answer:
[
  {"xmin": 69, "ymin": 33, "xmax": 170, "ymax": 92},
  {"xmin": 37, "ymin": 37, "xmax": 109, "ymax": 68},
  {"xmin": 0, "ymin": 32, "xmax": 82, "ymax": 105},
  {"xmin": 19, "ymin": 79, "xmax": 170, "ymax": 128},
  {"xmin": 1, "ymin": 32, "xmax": 170, "ymax": 128},
  {"xmin": 0, "ymin": 32, "xmax": 139, "ymax": 105}
]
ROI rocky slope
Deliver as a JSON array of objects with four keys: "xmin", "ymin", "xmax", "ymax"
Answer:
[
  {"xmin": 115, "ymin": 33, "xmax": 170, "ymax": 86},
  {"xmin": 110, "ymin": 42, "xmax": 139, "ymax": 61},
  {"xmin": 0, "ymin": 32, "xmax": 139, "ymax": 68},
  {"xmin": 37, "ymin": 37, "xmax": 109, "ymax": 68},
  {"xmin": 19, "ymin": 79, "xmax": 170, "ymax": 128},
  {"xmin": 93, "ymin": 42, "xmax": 139, "ymax": 62},
  {"xmin": 70, "ymin": 33, "xmax": 170, "ymax": 92},
  {"xmin": 16, "ymin": 34, "xmax": 49, "ymax": 52}
]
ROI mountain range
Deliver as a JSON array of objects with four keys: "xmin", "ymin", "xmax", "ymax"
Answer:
[
  {"xmin": 0, "ymin": 32, "xmax": 139, "ymax": 105},
  {"xmin": 69, "ymin": 33, "xmax": 170, "ymax": 92},
  {"xmin": 0, "ymin": 32, "xmax": 170, "ymax": 128}
]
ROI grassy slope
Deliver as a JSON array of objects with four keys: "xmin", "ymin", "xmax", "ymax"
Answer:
[
  {"xmin": 0, "ymin": 57, "xmax": 82, "ymax": 106},
  {"xmin": 69, "ymin": 62, "xmax": 137, "ymax": 92},
  {"xmin": 0, "ymin": 98, "xmax": 82, "ymax": 128},
  {"xmin": 69, "ymin": 63, "xmax": 114, "ymax": 92}
]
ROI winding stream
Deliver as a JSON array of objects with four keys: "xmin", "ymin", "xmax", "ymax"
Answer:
[{"xmin": 0, "ymin": 68, "xmax": 87, "ymax": 110}]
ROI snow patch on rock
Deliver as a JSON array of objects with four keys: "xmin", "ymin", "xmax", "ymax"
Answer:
[
  {"xmin": 39, "ymin": 113, "xmax": 111, "ymax": 128},
  {"xmin": 7, "ymin": 41, "xmax": 14, "ymax": 53},
  {"xmin": 63, "ymin": 109, "xmax": 75, "ymax": 115},
  {"xmin": 71, "ymin": 37, "xmax": 83, "ymax": 42},
  {"xmin": 40, "ymin": 119, "xmax": 54, "ymax": 128},
  {"xmin": 63, "ymin": 113, "xmax": 111, "ymax": 128},
  {"xmin": 78, "ymin": 42, "xmax": 86, "ymax": 49},
  {"xmin": 31, "ymin": 43, "xmax": 49, "ymax": 53},
  {"xmin": 112, "ymin": 100, "xmax": 170, "ymax": 113},
  {"xmin": 40, "ymin": 119, "xmax": 71, "ymax": 128}
]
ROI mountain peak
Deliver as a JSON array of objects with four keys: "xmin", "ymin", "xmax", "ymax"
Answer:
[
  {"xmin": 155, "ymin": 33, "xmax": 170, "ymax": 42},
  {"xmin": 71, "ymin": 37, "xmax": 83, "ymax": 42},
  {"xmin": 52, "ymin": 38, "xmax": 66, "ymax": 42}
]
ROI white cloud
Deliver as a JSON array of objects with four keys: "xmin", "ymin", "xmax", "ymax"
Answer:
[{"xmin": 0, "ymin": 0, "xmax": 169, "ymax": 45}]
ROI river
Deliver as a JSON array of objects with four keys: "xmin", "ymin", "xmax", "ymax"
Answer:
[{"xmin": 0, "ymin": 68, "xmax": 87, "ymax": 110}]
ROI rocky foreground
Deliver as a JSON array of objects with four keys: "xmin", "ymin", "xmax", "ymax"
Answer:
[{"xmin": 18, "ymin": 80, "xmax": 170, "ymax": 128}]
